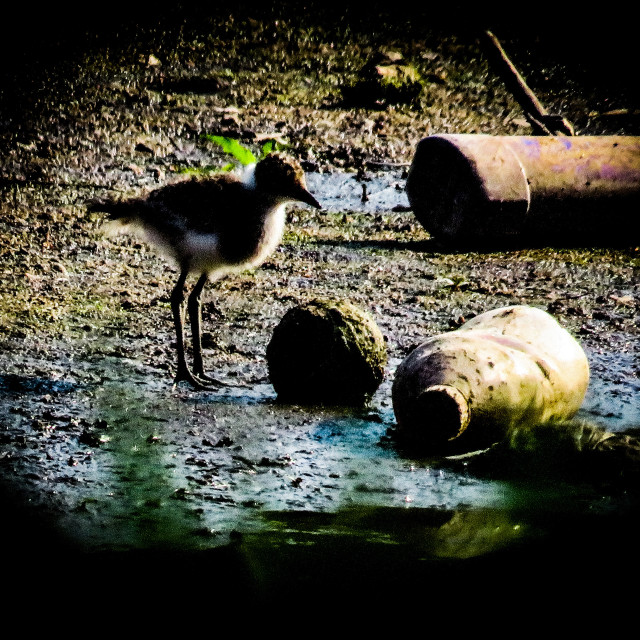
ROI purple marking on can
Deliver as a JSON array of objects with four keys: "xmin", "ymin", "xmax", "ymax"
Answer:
[
  {"xmin": 600, "ymin": 163, "xmax": 640, "ymax": 182},
  {"xmin": 559, "ymin": 137, "xmax": 572, "ymax": 150},
  {"xmin": 522, "ymin": 138, "xmax": 542, "ymax": 158}
]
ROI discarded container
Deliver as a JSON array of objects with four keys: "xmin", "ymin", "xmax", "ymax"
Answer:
[
  {"xmin": 405, "ymin": 134, "xmax": 640, "ymax": 246},
  {"xmin": 391, "ymin": 305, "xmax": 590, "ymax": 453}
]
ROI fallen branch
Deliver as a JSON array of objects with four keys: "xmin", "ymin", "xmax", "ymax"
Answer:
[{"xmin": 481, "ymin": 30, "xmax": 575, "ymax": 136}]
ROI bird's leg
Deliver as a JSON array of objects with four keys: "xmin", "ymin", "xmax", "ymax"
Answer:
[
  {"xmin": 171, "ymin": 269, "xmax": 212, "ymax": 390},
  {"xmin": 188, "ymin": 273, "xmax": 226, "ymax": 386},
  {"xmin": 170, "ymin": 269, "xmax": 191, "ymax": 382}
]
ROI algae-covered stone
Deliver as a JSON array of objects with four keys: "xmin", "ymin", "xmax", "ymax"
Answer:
[{"xmin": 266, "ymin": 299, "xmax": 387, "ymax": 404}]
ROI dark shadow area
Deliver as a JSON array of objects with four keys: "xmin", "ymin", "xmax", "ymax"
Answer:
[
  {"xmin": 312, "ymin": 237, "xmax": 437, "ymax": 254},
  {"xmin": 5, "ymin": 500, "xmax": 640, "ymax": 617},
  {"xmin": 2, "ymin": 2, "xmax": 637, "ymax": 94},
  {"xmin": 0, "ymin": 373, "xmax": 78, "ymax": 396}
]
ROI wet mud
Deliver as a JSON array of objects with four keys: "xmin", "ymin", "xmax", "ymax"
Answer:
[{"xmin": 1, "ymin": 5, "xmax": 639, "ymax": 607}]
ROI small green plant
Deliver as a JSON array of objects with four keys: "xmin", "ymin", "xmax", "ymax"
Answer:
[
  {"xmin": 448, "ymin": 274, "xmax": 470, "ymax": 292},
  {"xmin": 177, "ymin": 136, "xmax": 288, "ymax": 176},
  {"xmin": 203, "ymin": 135, "xmax": 288, "ymax": 168},
  {"xmin": 204, "ymin": 135, "xmax": 258, "ymax": 166}
]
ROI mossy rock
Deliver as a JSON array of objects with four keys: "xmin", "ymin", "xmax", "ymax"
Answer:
[{"xmin": 266, "ymin": 299, "xmax": 387, "ymax": 404}]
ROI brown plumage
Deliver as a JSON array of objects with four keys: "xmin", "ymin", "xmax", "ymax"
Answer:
[{"xmin": 91, "ymin": 153, "xmax": 321, "ymax": 389}]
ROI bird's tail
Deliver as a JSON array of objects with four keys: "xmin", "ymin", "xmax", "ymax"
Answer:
[{"xmin": 87, "ymin": 198, "xmax": 144, "ymax": 237}]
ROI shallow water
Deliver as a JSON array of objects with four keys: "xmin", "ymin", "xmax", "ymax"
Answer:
[
  {"xmin": 2, "ymin": 343, "xmax": 637, "ymax": 564},
  {"xmin": 306, "ymin": 169, "xmax": 410, "ymax": 214}
]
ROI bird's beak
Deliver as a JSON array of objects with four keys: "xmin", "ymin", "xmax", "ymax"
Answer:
[{"xmin": 296, "ymin": 187, "xmax": 322, "ymax": 209}]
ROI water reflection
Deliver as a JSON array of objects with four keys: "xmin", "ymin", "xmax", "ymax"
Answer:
[
  {"xmin": 7, "ymin": 353, "xmax": 636, "ymax": 574},
  {"xmin": 81, "ymin": 383, "xmax": 211, "ymax": 551}
]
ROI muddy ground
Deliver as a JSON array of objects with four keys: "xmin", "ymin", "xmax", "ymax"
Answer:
[{"xmin": 1, "ymin": 4, "xmax": 639, "ymax": 610}]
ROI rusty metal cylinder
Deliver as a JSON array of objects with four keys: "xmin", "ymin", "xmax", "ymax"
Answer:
[{"xmin": 405, "ymin": 134, "xmax": 640, "ymax": 246}]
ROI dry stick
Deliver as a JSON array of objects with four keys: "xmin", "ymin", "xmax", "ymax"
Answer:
[{"xmin": 481, "ymin": 30, "xmax": 575, "ymax": 136}]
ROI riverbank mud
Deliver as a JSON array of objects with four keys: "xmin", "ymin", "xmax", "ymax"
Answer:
[{"xmin": 1, "ymin": 4, "xmax": 638, "ymax": 608}]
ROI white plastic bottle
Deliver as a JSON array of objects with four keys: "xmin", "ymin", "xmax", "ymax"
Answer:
[{"xmin": 391, "ymin": 305, "xmax": 590, "ymax": 453}]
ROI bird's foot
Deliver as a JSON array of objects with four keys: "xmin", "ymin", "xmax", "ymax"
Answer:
[
  {"xmin": 173, "ymin": 367, "xmax": 227, "ymax": 391},
  {"xmin": 194, "ymin": 370, "xmax": 229, "ymax": 387}
]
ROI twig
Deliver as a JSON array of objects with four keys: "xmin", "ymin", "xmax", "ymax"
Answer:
[{"xmin": 481, "ymin": 30, "xmax": 575, "ymax": 136}]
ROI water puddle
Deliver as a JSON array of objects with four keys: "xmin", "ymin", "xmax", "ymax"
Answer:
[
  {"xmin": 2, "ymin": 342, "xmax": 637, "ymax": 565},
  {"xmin": 306, "ymin": 168, "xmax": 409, "ymax": 214},
  {"xmin": 28, "ymin": 369, "xmax": 512, "ymax": 553},
  {"xmin": 1, "ymin": 282, "xmax": 638, "ymax": 596}
]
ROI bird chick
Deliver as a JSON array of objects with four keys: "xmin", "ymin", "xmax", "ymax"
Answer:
[{"xmin": 92, "ymin": 153, "xmax": 321, "ymax": 389}]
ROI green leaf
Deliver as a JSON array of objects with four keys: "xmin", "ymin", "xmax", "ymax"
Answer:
[
  {"xmin": 204, "ymin": 135, "xmax": 257, "ymax": 165},
  {"xmin": 259, "ymin": 137, "xmax": 288, "ymax": 158}
]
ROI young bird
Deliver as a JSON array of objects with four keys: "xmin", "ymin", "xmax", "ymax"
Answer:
[{"xmin": 92, "ymin": 153, "xmax": 321, "ymax": 389}]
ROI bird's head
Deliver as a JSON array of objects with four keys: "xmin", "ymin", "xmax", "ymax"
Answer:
[{"xmin": 253, "ymin": 153, "xmax": 321, "ymax": 209}]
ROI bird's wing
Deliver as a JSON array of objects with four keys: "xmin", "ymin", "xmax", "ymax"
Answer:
[
  {"xmin": 89, "ymin": 173, "xmax": 259, "ymax": 238},
  {"xmin": 144, "ymin": 173, "xmax": 253, "ymax": 232}
]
